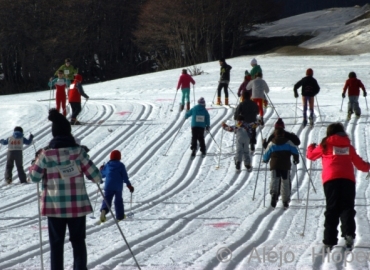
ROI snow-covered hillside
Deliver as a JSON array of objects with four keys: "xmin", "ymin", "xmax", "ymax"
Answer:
[{"xmin": 2, "ymin": 7, "xmax": 370, "ymax": 269}]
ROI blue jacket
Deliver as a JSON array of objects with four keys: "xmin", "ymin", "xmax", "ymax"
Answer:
[
  {"xmin": 0, "ymin": 131, "xmax": 33, "ymax": 147},
  {"xmin": 185, "ymin": 104, "xmax": 210, "ymax": 128},
  {"xmin": 101, "ymin": 160, "xmax": 131, "ymax": 191}
]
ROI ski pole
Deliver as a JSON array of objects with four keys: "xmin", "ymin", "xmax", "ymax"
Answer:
[
  {"xmin": 170, "ymin": 90, "xmax": 178, "ymax": 112},
  {"xmin": 365, "ymin": 95, "xmax": 369, "ymax": 111},
  {"xmin": 296, "ymin": 164, "xmax": 300, "ymax": 202},
  {"xmin": 163, "ymin": 118, "xmax": 186, "ymax": 156},
  {"xmin": 228, "ymin": 87, "xmax": 239, "ymax": 103},
  {"xmin": 207, "ymin": 130, "xmax": 221, "ymax": 151},
  {"xmin": 127, "ymin": 193, "xmax": 134, "ymax": 218},
  {"xmin": 297, "ymin": 148, "xmax": 317, "ymax": 193},
  {"xmin": 265, "ymin": 93, "xmax": 280, "ymax": 118},
  {"xmin": 263, "ymin": 161, "xmax": 267, "ymax": 207},
  {"xmin": 90, "ymin": 189, "xmax": 99, "ymax": 219},
  {"xmin": 215, "ymin": 128, "xmax": 224, "ymax": 169},
  {"xmin": 252, "ymin": 128, "xmax": 264, "ymax": 200},
  {"xmin": 97, "ymin": 184, "xmax": 141, "ymax": 270},
  {"xmin": 294, "ymin": 97, "xmax": 298, "ymax": 124},
  {"xmin": 193, "ymin": 85, "xmax": 195, "ymax": 106},
  {"xmin": 37, "ymin": 182, "xmax": 45, "ymax": 270},
  {"xmin": 315, "ymin": 96, "xmax": 323, "ymax": 124},
  {"xmin": 300, "ymin": 161, "xmax": 312, "ymax": 237},
  {"xmin": 340, "ymin": 97, "xmax": 344, "ymax": 112},
  {"xmin": 212, "ymin": 88, "xmax": 218, "ymax": 105}
]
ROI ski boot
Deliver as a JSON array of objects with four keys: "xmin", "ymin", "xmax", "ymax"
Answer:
[
  {"xmin": 225, "ymin": 98, "xmax": 229, "ymax": 106},
  {"xmin": 216, "ymin": 97, "xmax": 221, "ymax": 105},
  {"xmin": 355, "ymin": 113, "xmax": 361, "ymax": 119},
  {"xmin": 303, "ymin": 119, "xmax": 308, "ymax": 127},
  {"xmin": 345, "ymin": 235, "xmax": 354, "ymax": 250},
  {"xmin": 100, "ymin": 210, "xmax": 107, "ymax": 223},
  {"xmin": 309, "ymin": 116, "xmax": 314, "ymax": 127},
  {"xmin": 180, "ymin": 104, "xmax": 184, "ymax": 112},
  {"xmin": 186, "ymin": 102, "xmax": 190, "ymax": 111},
  {"xmin": 6, "ymin": 179, "xmax": 12, "ymax": 185},
  {"xmin": 245, "ymin": 163, "xmax": 252, "ymax": 172},
  {"xmin": 283, "ymin": 201, "xmax": 289, "ymax": 210},
  {"xmin": 250, "ymin": 144, "xmax": 255, "ymax": 153},
  {"xmin": 347, "ymin": 110, "xmax": 353, "ymax": 120},
  {"xmin": 259, "ymin": 117, "xmax": 264, "ymax": 126},
  {"xmin": 271, "ymin": 194, "xmax": 278, "ymax": 208},
  {"xmin": 191, "ymin": 149, "xmax": 196, "ymax": 160},
  {"xmin": 324, "ymin": 245, "xmax": 333, "ymax": 253},
  {"xmin": 201, "ymin": 150, "xmax": 206, "ymax": 158},
  {"xmin": 235, "ymin": 161, "xmax": 241, "ymax": 171}
]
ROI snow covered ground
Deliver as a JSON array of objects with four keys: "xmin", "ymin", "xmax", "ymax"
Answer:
[{"xmin": 2, "ymin": 9, "xmax": 370, "ymax": 270}]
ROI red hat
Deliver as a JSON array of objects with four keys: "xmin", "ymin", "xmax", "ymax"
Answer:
[
  {"xmin": 74, "ymin": 74, "xmax": 83, "ymax": 82},
  {"xmin": 274, "ymin": 118, "xmax": 285, "ymax": 129},
  {"xmin": 306, "ymin": 68, "xmax": 313, "ymax": 76},
  {"xmin": 110, "ymin": 150, "xmax": 121, "ymax": 160}
]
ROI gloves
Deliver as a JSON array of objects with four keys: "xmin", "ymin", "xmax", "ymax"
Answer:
[
  {"xmin": 206, "ymin": 126, "xmax": 210, "ymax": 131},
  {"xmin": 342, "ymin": 93, "xmax": 345, "ymax": 98},
  {"xmin": 294, "ymin": 92, "xmax": 298, "ymax": 98},
  {"xmin": 99, "ymin": 165, "xmax": 104, "ymax": 171},
  {"xmin": 30, "ymin": 134, "xmax": 34, "ymax": 140},
  {"xmin": 293, "ymin": 159, "xmax": 299, "ymax": 165},
  {"xmin": 237, "ymin": 93, "xmax": 241, "ymax": 97},
  {"xmin": 310, "ymin": 143, "xmax": 317, "ymax": 148},
  {"xmin": 127, "ymin": 185, "xmax": 134, "ymax": 193},
  {"xmin": 221, "ymin": 122, "xmax": 226, "ymax": 127},
  {"xmin": 364, "ymin": 91, "xmax": 367, "ymax": 97}
]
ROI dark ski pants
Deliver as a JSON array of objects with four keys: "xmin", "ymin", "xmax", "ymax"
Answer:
[
  {"xmin": 100, "ymin": 189, "xmax": 125, "ymax": 220},
  {"xmin": 217, "ymin": 82, "xmax": 229, "ymax": 98},
  {"xmin": 70, "ymin": 102, "xmax": 82, "ymax": 120},
  {"xmin": 48, "ymin": 216, "xmax": 87, "ymax": 270},
  {"xmin": 302, "ymin": 96, "xmax": 314, "ymax": 120},
  {"xmin": 191, "ymin": 127, "xmax": 206, "ymax": 154},
  {"xmin": 323, "ymin": 179, "xmax": 356, "ymax": 246},
  {"xmin": 5, "ymin": 150, "xmax": 27, "ymax": 183},
  {"xmin": 270, "ymin": 170, "xmax": 291, "ymax": 203}
]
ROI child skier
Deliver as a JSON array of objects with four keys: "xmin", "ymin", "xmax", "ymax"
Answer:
[
  {"xmin": 293, "ymin": 68, "xmax": 320, "ymax": 126},
  {"xmin": 216, "ymin": 58, "xmax": 232, "ymax": 105},
  {"xmin": 0, "ymin": 127, "xmax": 33, "ymax": 184},
  {"xmin": 342, "ymin": 71, "xmax": 367, "ymax": 120},
  {"xmin": 306, "ymin": 122, "xmax": 370, "ymax": 250},
  {"xmin": 185, "ymin": 97, "xmax": 210, "ymax": 158},
  {"xmin": 176, "ymin": 69, "xmax": 195, "ymax": 111},
  {"xmin": 249, "ymin": 58, "xmax": 262, "ymax": 79},
  {"xmin": 49, "ymin": 70, "xmax": 70, "ymax": 116},
  {"xmin": 100, "ymin": 150, "xmax": 134, "ymax": 222},
  {"xmin": 68, "ymin": 74, "xmax": 89, "ymax": 125},
  {"xmin": 246, "ymin": 72, "xmax": 270, "ymax": 126},
  {"xmin": 263, "ymin": 118, "xmax": 300, "ymax": 149},
  {"xmin": 263, "ymin": 127, "xmax": 299, "ymax": 209},
  {"xmin": 221, "ymin": 115, "xmax": 258, "ymax": 171},
  {"xmin": 237, "ymin": 73, "xmax": 252, "ymax": 102}
]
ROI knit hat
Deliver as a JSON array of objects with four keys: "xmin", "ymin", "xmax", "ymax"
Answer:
[
  {"xmin": 245, "ymin": 70, "xmax": 250, "ymax": 76},
  {"xmin": 48, "ymin": 108, "xmax": 72, "ymax": 137},
  {"xmin": 219, "ymin": 58, "xmax": 225, "ymax": 63},
  {"xmin": 349, "ymin": 71, "xmax": 356, "ymax": 78},
  {"xmin": 198, "ymin": 97, "xmax": 206, "ymax": 106},
  {"xmin": 274, "ymin": 118, "xmax": 285, "ymax": 129},
  {"xmin": 110, "ymin": 150, "xmax": 121, "ymax": 160},
  {"xmin": 14, "ymin": 126, "xmax": 23, "ymax": 133},
  {"xmin": 306, "ymin": 68, "xmax": 313, "ymax": 76},
  {"xmin": 74, "ymin": 74, "xmax": 82, "ymax": 82},
  {"xmin": 251, "ymin": 58, "xmax": 257, "ymax": 65},
  {"xmin": 65, "ymin": 58, "xmax": 71, "ymax": 63}
]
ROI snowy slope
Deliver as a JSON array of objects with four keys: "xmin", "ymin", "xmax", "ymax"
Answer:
[
  {"xmin": 251, "ymin": 5, "xmax": 370, "ymax": 53},
  {"xmin": 2, "ymin": 9, "xmax": 370, "ymax": 270}
]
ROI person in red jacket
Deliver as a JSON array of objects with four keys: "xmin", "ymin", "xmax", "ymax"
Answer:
[
  {"xmin": 176, "ymin": 69, "xmax": 195, "ymax": 111},
  {"xmin": 237, "ymin": 73, "xmax": 252, "ymax": 102},
  {"xmin": 342, "ymin": 71, "xmax": 367, "ymax": 120},
  {"xmin": 306, "ymin": 122, "xmax": 370, "ymax": 251},
  {"xmin": 68, "ymin": 74, "xmax": 89, "ymax": 125}
]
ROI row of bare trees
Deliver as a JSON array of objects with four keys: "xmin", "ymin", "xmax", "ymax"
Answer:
[{"xmin": 0, "ymin": 0, "xmax": 280, "ymax": 94}]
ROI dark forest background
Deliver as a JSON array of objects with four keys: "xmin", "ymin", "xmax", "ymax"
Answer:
[{"xmin": 0, "ymin": 0, "xmax": 367, "ymax": 94}]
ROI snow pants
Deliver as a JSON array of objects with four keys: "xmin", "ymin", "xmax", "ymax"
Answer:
[
  {"xmin": 191, "ymin": 127, "xmax": 206, "ymax": 154},
  {"xmin": 252, "ymin": 98, "xmax": 264, "ymax": 117},
  {"xmin": 235, "ymin": 128, "xmax": 250, "ymax": 164},
  {"xmin": 5, "ymin": 150, "xmax": 27, "ymax": 183},
  {"xmin": 269, "ymin": 170, "xmax": 291, "ymax": 203},
  {"xmin": 56, "ymin": 90, "xmax": 67, "ymax": 116},
  {"xmin": 302, "ymin": 96, "xmax": 314, "ymax": 120},
  {"xmin": 70, "ymin": 102, "xmax": 82, "ymax": 120},
  {"xmin": 48, "ymin": 216, "xmax": 87, "ymax": 270},
  {"xmin": 348, "ymin": 95, "xmax": 361, "ymax": 115},
  {"xmin": 100, "ymin": 189, "xmax": 125, "ymax": 220},
  {"xmin": 181, "ymin": 88, "xmax": 190, "ymax": 105},
  {"xmin": 217, "ymin": 82, "xmax": 229, "ymax": 98},
  {"xmin": 323, "ymin": 179, "xmax": 356, "ymax": 246}
]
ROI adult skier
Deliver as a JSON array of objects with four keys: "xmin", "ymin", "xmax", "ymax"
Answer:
[{"xmin": 216, "ymin": 58, "xmax": 232, "ymax": 105}]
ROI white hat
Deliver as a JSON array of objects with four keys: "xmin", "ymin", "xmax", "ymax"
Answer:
[{"xmin": 251, "ymin": 58, "xmax": 257, "ymax": 65}]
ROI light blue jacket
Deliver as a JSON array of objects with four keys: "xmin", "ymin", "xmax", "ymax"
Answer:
[{"xmin": 185, "ymin": 104, "xmax": 210, "ymax": 128}]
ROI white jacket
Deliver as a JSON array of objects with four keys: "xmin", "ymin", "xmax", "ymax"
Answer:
[{"xmin": 247, "ymin": 77, "xmax": 270, "ymax": 99}]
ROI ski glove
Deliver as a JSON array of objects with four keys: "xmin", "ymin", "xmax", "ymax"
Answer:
[
  {"xmin": 364, "ymin": 91, "xmax": 367, "ymax": 97},
  {"xmin": 30, "ymin": 134, "xmax": 34, "ymax": 140},
  {"xmin": 294, "ymin": 92, "xmax": 298, "ymax": 98},
  {"xmin": 293, "ymin": 159, "xmax": 299, "ymax": 165},
  {"xmin": 127, "ymin": 185, "xmax": 134, "ymax": 193},
  {"xmin": 342, "ymin": 93, "xmax": 345, "ymax": 98},
  {"xmin": 206, "ymin": 126, "xmax": 210, "ymax": 131}
]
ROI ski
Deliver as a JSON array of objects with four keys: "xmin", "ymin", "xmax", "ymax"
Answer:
[{"xmin": 37, "ymin": 98, "xmax": 55, "ymax": 102}]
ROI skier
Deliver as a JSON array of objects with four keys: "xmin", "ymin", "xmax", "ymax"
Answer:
[
  {"xmin": 342, "ymin": 71, "xmax": 367, "ymax": 120},
  {"xmin": 237, "ymin": 73, "xmax": 252, "ymax": 102},
  {"xmin": 49, "ymin": 70, "xmax": 69, "ymax": 116},
  {"xmin": 29, "ymin": 108, "xmax": 102, "ymax": 270},
  {"xmin": 263, "ymin": 118, "xmax": 300, "ymax": 149},
  {"xmin": 306, "ymin": 122, "xmax": 370, "ymax": 251},
  {"xmin": 263, "ymin": 127, "xmax": 299, "ymax": 209},
  {"xmin": 293, "ymin": 68, "xmax": 320, "ymax": 126},
  {"xmin": 99, "ymin": 150, "xmax": 134, "ymax": 222},
  {"xmin": 216, "ymin": 58, "xmax": 232, "ymax": 105},
  {"xmin": 54, "ymin": 58, "xmax": 78, "ymax": 86},
  {"xmin": 68, "ymin": 74, "xmax": 89, "ymax": 125},
  {"xmin": 176, "ymin": 69, "xmax": 195, "ymax": 111},
  {"xmin": 185, "ymin": 97, "xmax": 210, "ymax": 158},
  {"xmin": 234, "ymin": 91, "xmax": 259, "ymax": 152},
  {"xmin": 221, "ymin": 115, "xmax": 258, "ymax": 171},
  {"xmin": 246, "ymin": 72, "xmax": 270, "ymax": 126},
  {"xmin": 249, "ymin": 58, "xmax": 262, "ymax": 79},
  {"xmin": 0, "ymin": 126, "xmax": 33, "ymax": 184}
]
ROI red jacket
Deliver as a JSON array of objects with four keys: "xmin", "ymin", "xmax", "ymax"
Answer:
[
  {"xmin": 177, "ymin": 74, "xmax": 195, "ymax": 90},
  {"xmin": 306, "ymin": 133, "xmax": 370, "ymax": 184},
  {"xmin": 343, "ymin": 77, "xmax": 366, "ymax": 96},
  {"xmin": 68, "ymin": 80, "xmax": 81, "ymax": 102}
]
